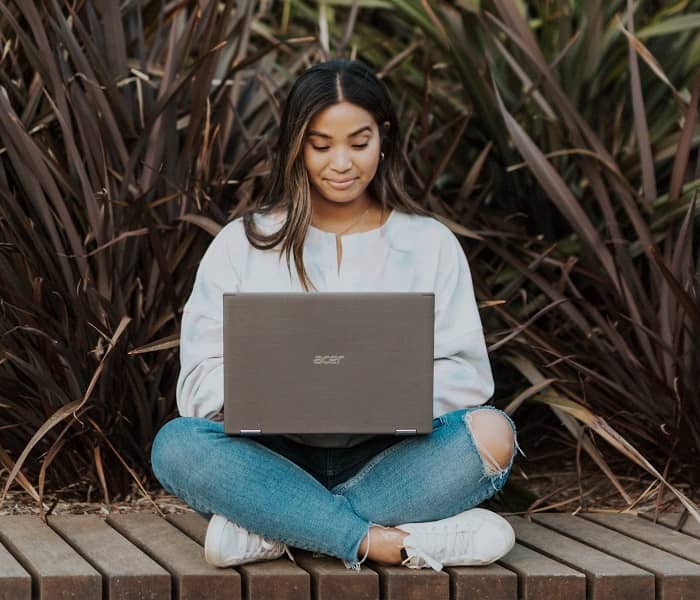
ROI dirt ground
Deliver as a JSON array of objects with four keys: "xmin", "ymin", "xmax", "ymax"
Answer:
[
  {"xmin": 0, "ymin": 485, "xmax": 194, "ymax": 517},
  {"xmin": 1, "ymin": 461, "xmax": 694, "ymax": 520}
]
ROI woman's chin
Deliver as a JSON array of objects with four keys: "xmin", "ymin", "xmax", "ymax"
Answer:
[{"xmin": 316, "ymin": 192, "xmax": 364, "ymax": 205}]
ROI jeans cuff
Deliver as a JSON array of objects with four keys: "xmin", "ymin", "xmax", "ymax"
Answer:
[{"xmin": 342, "ymin": 521, "xmax": 391, "ymax": 570}]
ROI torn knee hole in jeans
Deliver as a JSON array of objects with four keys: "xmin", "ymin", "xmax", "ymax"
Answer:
[{"xmin": 464, "ymin": 411, "xmax": 514, "ymax": 477}]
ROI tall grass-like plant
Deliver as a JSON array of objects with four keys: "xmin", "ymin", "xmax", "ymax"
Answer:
[
  {"xmin": 372, "ymin": 0, "xmax": 700, "ymax": 517},
  {"xmin": 0, "ymin": 0, "xmax": 313, "ymax": 509}
]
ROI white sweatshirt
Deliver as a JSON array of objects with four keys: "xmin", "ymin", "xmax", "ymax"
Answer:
[{"xmin": 176, "ymin": 208, "xmax": 494, "ymax": 447}]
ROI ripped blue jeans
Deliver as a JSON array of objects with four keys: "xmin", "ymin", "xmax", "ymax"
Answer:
[{"xmin": 150, "ymin": 405, "xmax": 522, "ymax": 570}]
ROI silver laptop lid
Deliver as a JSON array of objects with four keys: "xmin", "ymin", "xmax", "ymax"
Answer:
[{"xmin": 223, "ymin": 292, "xmax": 434, "ymax": 435}]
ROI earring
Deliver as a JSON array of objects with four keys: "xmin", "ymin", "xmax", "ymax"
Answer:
[{"xmin": 380, "ymin": 152, "xmax": 385, "ymax": 160}]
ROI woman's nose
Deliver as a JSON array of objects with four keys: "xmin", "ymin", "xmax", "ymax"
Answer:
[{"xmin": 330, "ymin": 148, "xmax": 352, "ymax": 172}]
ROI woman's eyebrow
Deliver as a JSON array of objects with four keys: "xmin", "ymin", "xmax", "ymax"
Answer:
[{"xmin": 307, "ymin": 125, "xmax": 372, "ymax": 139}]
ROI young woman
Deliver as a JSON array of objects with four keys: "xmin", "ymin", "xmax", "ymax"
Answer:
[{"xmin": 151, "ymin": 59, "xmax": 522, "ymax": 572}]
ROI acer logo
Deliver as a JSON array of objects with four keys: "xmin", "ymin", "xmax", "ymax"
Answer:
[{"xmin": 313, "ymin": 355, "xmax": 345, "ymax": 365}]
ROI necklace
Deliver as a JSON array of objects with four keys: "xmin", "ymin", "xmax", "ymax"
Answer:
[{"xmin": 311, "ymin": 205, "xmax": 372, "ymax": 236}]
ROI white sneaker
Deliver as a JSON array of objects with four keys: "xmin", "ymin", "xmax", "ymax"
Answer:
[
  {"xmin": 397, "ymin": 508, "xmax": 515, "ymax": 571},
  {"xmin": 204, "ymin": 514, "xmax": 296, "ymax": 567}
]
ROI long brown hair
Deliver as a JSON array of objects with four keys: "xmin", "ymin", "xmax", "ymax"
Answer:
[{"xmin": 243, "ymin": 59, "xmax": 431, "ymax": 291}]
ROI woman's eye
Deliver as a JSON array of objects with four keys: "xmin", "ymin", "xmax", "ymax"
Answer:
[{"xmin": 311, "ymin": 144, "xmax": 369, "ymax": 151}]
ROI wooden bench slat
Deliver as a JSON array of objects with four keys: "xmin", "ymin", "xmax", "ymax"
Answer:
[
  {"xmin": 167, "ymin": 512, "xmax": 310, "ymax": 600},
  {"xmin": 292, "ymin": 549, "xmax": 378, "ymax": 600},
  {"xmin": 368, "ymin": 562, "xmax": 450, "ymax": 600},
  {"xmin": 639, "ymin": 512, "xmax": 700, "ymax": 539},
  {"xmin": 13, "ymin": 510, "xmax": 700, "ymax": 599},
  {"xmin": 0, "ymin": 515, "xmax": 101, "ymax": 600},
  {"xmin": 236, "ymin": 560, "xmax": 311, "ymax": 600},
  {"xmin": 0, "ymin": 536, "xmax": 32, "ymax": 600},
  {"xmin": 507, "ymin": 515, "xmax": 654, "ymax": 599},
  {"xmin": 533, "ymin": 513, "xmax": 700, "ymax": 599},
  {"xmin": 444, "ymin": 564, "xmax": 517, "ymax": 600},
  {"xmin": 581, "ymin": 513, "xmax": 700, "ymax": 565},
  {"xmin": 47, "ymin": 514, "xmax": 171, "ymax": 599},
  {"xmin": 107, "ymin": 513, "xmax": 240, "ymax": 600},
  {"xmin": 164, "ymin": 513, "xmax": 210, "ymax": 546},
  {"xmin": 497, "ymin": 542, "xmax": 586, "ymax": 600}
]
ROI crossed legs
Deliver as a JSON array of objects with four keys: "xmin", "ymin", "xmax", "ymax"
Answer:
[{"xmin": 150, "ymin": 406, "xmax": 518, "ymax": 567}]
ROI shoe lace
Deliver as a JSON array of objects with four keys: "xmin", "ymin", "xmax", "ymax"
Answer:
[
  {"xmin": 401, "ymin": 545, "xmax": 443, "ymax": 571},
  {"xmin": 253, "ymin": 536, "xmax": 295, "ymax": 563},
  {"xmin": 283, "ymin": 544, "xmax": 296, "ymax": 562},
  {"xmin": 259, "ymin": 538, "xmax": 276, "ymax": 551},
  {"xmin": 401, "ymin": 524, "xmax": 477, "ymax": 572}
]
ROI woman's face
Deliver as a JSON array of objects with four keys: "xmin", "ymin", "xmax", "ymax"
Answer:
[{"xmin": 302, "ymin": 101, "xmax": 381, "ymax": 207}]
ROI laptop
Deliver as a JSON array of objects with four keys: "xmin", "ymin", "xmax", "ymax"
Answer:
[{"xmin": 223, "ymin": 292, "xmax": 434, "ymax": 436}]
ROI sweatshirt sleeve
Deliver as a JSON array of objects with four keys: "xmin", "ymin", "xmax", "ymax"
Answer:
[
  {"xmin": 176, "ymin": 228, "xmax": 240, "ymax": 419},
  {"xmin": 432, "ymin": 227, "xmax": 494, "ymax": 416}
]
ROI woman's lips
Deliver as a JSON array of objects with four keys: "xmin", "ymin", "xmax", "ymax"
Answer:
[{"xmin": 326, "ymin": 178, "xmax": 357, "ymax": 190}]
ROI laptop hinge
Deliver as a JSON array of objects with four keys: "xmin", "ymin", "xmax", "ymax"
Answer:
[
  {"xmin": 395, "ymin": 428, "xmax": 417, "ymax": 435},
  {"xmin": 240, "ymin": 429, "xmax": 261, "ymax": 434}
]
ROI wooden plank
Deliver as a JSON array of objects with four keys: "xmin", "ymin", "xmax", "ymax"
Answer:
[
  {"xmin": 368, "ymin": 562, "xmax": 449, "ymax": 600},
  {"xmin": 165, "ymin": 512, "xmax": 211, "ymax": 545},
  {"xmin": 0, "ymin": 515, "xmax": 100, "ymax": 599},
  {"xmin": 533, "ymin": 513, "xmax": 700, "ymax": 600},
  {"xmin": 237, "ymin": 560, "xmax": 310, "ymax": 600},
  {"xmin": 292, "ymin": 549, "xmax": 378, "ymax": 600},
  {"xmin": 497, "ymin": 542, "xmax": 586, "ymax": 600},
  {"xmin": 167, "ymin": 512, "xmax": 309, "ymax": 600},
  {"xmin": 445, "ymin": 564, "xmax": 517, "ymax": 600},
  {"xmin": 582, "ymin": 513, "xmax": 700, "ymax": 564},
  {"xmin": 639, "ymin": 511, "xmax": 700, "ymax": 539},
  {"xmin": 47, "ymin": 514, "xmax": 171, "ymax": 599},
  {"xmin": 107, "ymin": 513, "xmax": 240, "ymax": 600},
  {"xmin": 507, "ymin": 516, "xmax": 654, "ymax": 599},
  {"xmin": 0, "ymin": 537, "xmax": 31, "ymax": 600}
]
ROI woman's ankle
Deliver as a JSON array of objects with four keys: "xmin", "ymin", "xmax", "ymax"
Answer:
[{"xmin": 357, "ymin": 525, "xmax": 409, "ymax": 565}]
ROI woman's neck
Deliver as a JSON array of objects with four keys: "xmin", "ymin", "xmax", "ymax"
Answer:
[
  {"xmin": 310, "ymin": 194, "xmax": 385, "ymax": 234},
  {"xmin": 269, "ymin": 196, "xmax": 390, "ymax": 234}
]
